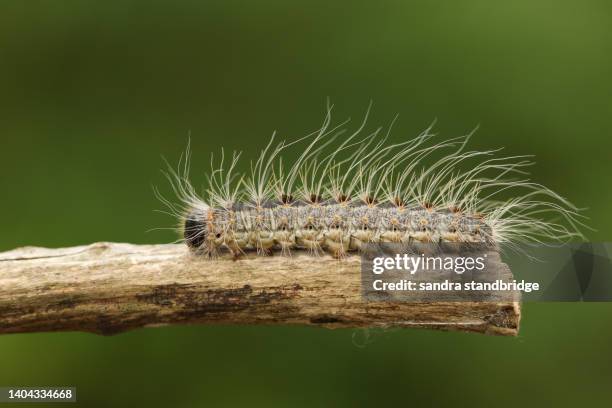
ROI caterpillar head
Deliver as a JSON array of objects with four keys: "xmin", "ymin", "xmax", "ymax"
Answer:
[
  {"xmin": 182, "ymin": 206, "xmax": 225, "ymax": 253},
  {"xmin": 183, "ymin": 209, "xmax": 207, "ymax": 249}
]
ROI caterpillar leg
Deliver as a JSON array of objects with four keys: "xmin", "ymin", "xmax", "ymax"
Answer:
[
  {"xmin": 224, "ymin": 239, "xmax": 245, "ymax": 261},
  {"xmin": 297, "ymin": 238, "xmax": 324, "ymax": 257},
  {"xmin": 256, "ymin": 240, "xmax": 275, "ymax": 256},
  {"xmin": 324, "ymin": 238, "xmax": 350, "ymax": 260}
]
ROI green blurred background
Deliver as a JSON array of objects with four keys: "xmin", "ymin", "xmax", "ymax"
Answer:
[{"xmin": 1, "ymin": 1, "xmax": 611, "ymax": 406}]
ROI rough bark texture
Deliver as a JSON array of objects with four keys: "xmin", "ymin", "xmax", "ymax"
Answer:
[{"xmin": 0, "ymin": 242, "xmax": 520, "ymax": 336}]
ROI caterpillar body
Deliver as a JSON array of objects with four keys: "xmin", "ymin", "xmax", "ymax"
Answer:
[
  {"xmin": 158, "ymin": 106, "xmax": 586, "ymax": 259},
  {"xmin": 182, "ymin": 202, "xmax": 490, "ymax": 258}
]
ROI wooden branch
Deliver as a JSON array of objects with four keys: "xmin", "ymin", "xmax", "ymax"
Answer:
[{"xmin": 0, "ymin": 242, "xmax": 520, "ymax": 336}]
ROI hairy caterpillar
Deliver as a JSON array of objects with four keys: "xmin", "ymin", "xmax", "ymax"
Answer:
[{"xmin": 156, "ymin": 106, "xmax": 586, "ymax": 259}]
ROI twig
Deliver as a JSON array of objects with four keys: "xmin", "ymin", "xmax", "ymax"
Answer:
[{"xmin": 0, "ymin": 243, "xmax": 520, "ymax": 336}]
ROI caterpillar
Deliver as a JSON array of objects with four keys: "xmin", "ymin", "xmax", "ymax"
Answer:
[{"xmin": 156, "ymin": 105, "xmax": 586, "ymax": 259}]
